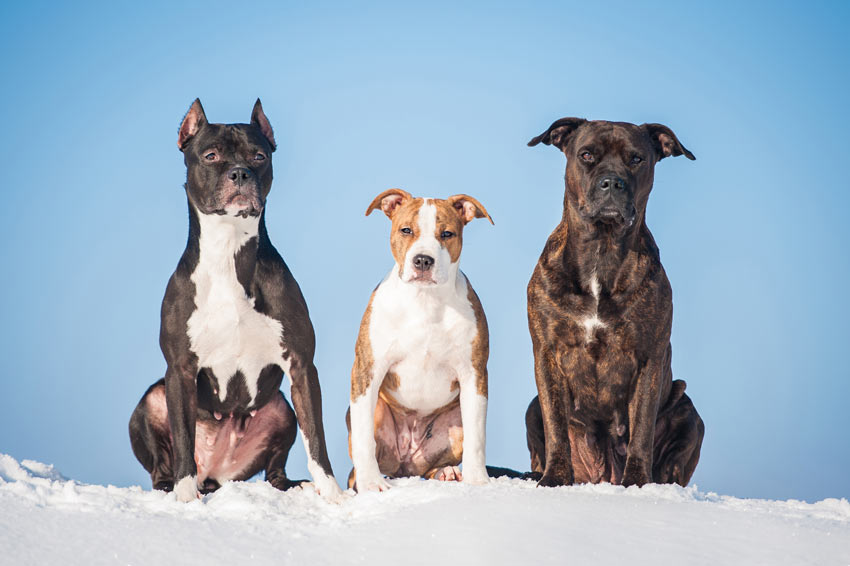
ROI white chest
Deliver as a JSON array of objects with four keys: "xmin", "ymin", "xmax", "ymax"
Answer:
[
  {"xmin": 368, "ymin": 269, "xmax": 478, "ymax": 413},
  {"xmin": 186, "ymin": 211, "xmax": 286, "ymax": 404},
  {"xmin": 580, "ymin": 274, "xmax": 607, "ymax": 343}
]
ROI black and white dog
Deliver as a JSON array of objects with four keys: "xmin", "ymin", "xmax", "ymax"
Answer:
[{"xmin": 129, "ymin": 99, "xmax": 342, "ymax": 501}]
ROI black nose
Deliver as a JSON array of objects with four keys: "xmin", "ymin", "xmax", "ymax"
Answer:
[
  {"xmin": 228, "ymin": 167, "xmax": 253, "ymax": 186},
  {"xmin": 597, "ymin": 175, "xmax": 626, "ymax": 192},
  {"xmin": 413, "ymin": 254, "xmax": 434, "ymax": 271}
]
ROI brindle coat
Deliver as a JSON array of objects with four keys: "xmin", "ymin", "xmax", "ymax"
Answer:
[{"xmin": 525, "ymin": 118, "xmax": 704, "ymax": 488}]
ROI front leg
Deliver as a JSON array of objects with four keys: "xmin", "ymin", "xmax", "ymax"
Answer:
[
  {"xmin": 349, "ymin": 362, "xmax": 390, "ymax": 492},
  {"xmin": 286, "ymin": 354, "xmax": 343, "ymax": 500},
  {"xmin": 623, "ymin": 358, "xmax": 664, "ymax": 487},
  {"xmin": 458, "ymin": 367, "xmax": 488, "ymax": 484},
  {"xmin": 533, "ymin": 346, "xmax": 575, "ymax": 487},
  {"xmin": 164, "ymin": 364, "xmax": 200, "ymax": 502}
]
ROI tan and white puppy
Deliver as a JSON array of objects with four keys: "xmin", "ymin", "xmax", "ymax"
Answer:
[{"xmin": 348, "ymin": 189, "xmax": 494, "ymax": 492}]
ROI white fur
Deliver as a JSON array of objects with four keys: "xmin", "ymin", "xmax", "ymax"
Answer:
[
  {"xmin": 173, "ymin": 475, "xmax": 198, "ymax": 502},
  {"xmin": 187, "ymin": 208, "xmax": 285, "ymax": 405},
  {"xmin": 349, "ymin": 381, "xmax": 391, "ymax": 492},
  {"xmin": 299, "ymin": 432, "xmax": 345, "ymax": 500},
  {"xmin": 582, "ymin": 274, "xmax": 607, "ymax": 343}
]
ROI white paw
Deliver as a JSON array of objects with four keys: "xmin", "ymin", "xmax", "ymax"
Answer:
[
  {"xmin": 461, "ymin": 466, "xmax": 490, "ymax": 485},
  {"xmin": 355, "ymin": 472, "xmax": 391, "ymax": 493},
  {"xmin": 435, "ymin": 466, "xmax": 463, "ymax": 482},
  {"xmin": 173, "ymin": 476, "xmax": 200, "ymax": 502},
  {"xmin": 312, "ymin": 475, "xmax": 345, "ymax": 503}
]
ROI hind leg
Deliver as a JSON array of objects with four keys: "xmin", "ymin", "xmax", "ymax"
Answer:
[
  {"xmin": 258, "ymin": 392, "xmax": 301, "ymax": 491},
  {"xmin": 652, "ymin": 382, "xmax": 705, "ymax": 486},
  {"xmin": 525, "ymin": 396, "xmax": 546, "ymax": 477},
  {"xmin": 129, "ymin": 379, "xmax": 175, "ymax": 491}
]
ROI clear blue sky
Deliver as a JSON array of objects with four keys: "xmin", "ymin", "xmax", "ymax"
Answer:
[{"xmin": 1, "ymin": 1, "xmax": 848, "ymax": 502}]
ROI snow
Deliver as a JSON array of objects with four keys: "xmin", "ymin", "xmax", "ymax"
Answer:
[{"xmin": 1, "ymin": 453, "xmax": 848, "ymax": 565}]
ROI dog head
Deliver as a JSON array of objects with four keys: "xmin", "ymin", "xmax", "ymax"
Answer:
[
  {"xmin": 366, "ymin": 189, "xmax": 493, "ymax": 286},
  {"xmin": 529, "ymin": 118, "xmax": 694, "ymax": 234},
  {"xmin": 177, "ymin": 99, "xmax": 276, "ymax": 218}
]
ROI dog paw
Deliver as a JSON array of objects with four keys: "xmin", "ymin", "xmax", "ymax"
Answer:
[
  {"xmin": 312, "ymin": 477, "xmax": 345, "ymax": 502},
  {"xmin": 536, "ymin": 471, "xmax": 572, "ymax": 488},
  {"xmin": 622, "ymin": 459, "xmax": 650, "ymax": 487},
  {"xmin": 434, "ymin": 466, "xmax": 463, "ymax": 482},
  {"xmin": 356, "ymin": 474, "xmax": 391, "ymax": 493},
  {"xmin": 173, "ymin": 476, "xmax": 200, "ymax": 502}
]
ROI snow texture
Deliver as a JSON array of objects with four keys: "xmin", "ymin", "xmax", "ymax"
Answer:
[{"xmin": 1, "ymin": 453, "xmax": 848, "ymax": 565}]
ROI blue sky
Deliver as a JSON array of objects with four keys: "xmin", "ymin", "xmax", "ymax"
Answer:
[{"xmin": 1, "ymin": 1, "xmax": 848, "ymax": 502}]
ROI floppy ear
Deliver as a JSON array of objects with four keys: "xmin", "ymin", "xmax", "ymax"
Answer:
[
  {"xmin": 366, "ymin": 188, "xmax": 413, "ymax": 219},
  {"xmin": 251, "ymin": 98, "xmax": 276, "ymax": 152},
  {"xmin": 446, "ymin": 194, "xmax": 494, "ymax": 225},
  {"xmin": 642, "ymin": 123, "xmax": 695, "ymax": 161},
  {"xmin": 528, "ymin": 117, "xmax": 587, "ymax": 151},
  {"xmin": 178, "ymin": 98, "xmax": 207, "ymax": 150}
]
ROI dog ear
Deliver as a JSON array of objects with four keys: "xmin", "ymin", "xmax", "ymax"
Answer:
[
  {"xmin": 178, "ymin": 98, "xmax": 207, "ymax": 150},
  {"xmin": 446, "ymin": 194, "xmax": 494, "ymax": 225},
  {"xmin": 528, "ymin": 117, "xmax": 587, "ymax": 151},
  {"xmin": 251, "ymin": 98, "xmax": 277, "ymax": 152},
  {"xmin": 642, "ymin": 123, "xmax": 695, "ymax": 161},
  {"xmin": 366, "ymin": 188, "xmax": 413, "ymax": 219}
]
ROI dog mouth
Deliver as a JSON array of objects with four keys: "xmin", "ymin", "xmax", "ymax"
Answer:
[
  {"xmin": 223, "ymin": 192, "xmax": 263, "ymax": 217},
  {"xmin": 584, "ymin": 204, "xmax": 635, "ymax": 227}
]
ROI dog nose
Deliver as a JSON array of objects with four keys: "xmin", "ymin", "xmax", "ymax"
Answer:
[
  {"xmin": 597, "ymin": 175, "xmax": 626, "ymax": 192},
  {"xmin": 228, "ymin": 167, "xmax": 253, "ymax": 186},
  {"xmin": 413, "ymin": 254, "xmax": 434, "ymax": 271}
]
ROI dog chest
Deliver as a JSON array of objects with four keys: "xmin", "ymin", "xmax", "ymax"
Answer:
[
  {"xmin": 367, "ymin": 273, "xmax": 478, "ymax": 413},
  {"xmin": 186, "ymin": 212, "xmax": 285, "ymax": 405}
]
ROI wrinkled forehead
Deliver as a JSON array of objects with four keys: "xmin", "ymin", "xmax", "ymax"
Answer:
[
  {"xmin": 392, "ymin": 198, "xmax": 464, "ymax": 232},
  {"xmin": 572, "ymin": 121, "xmax": 650, "ymax": 154},
  {"xmin": 191, "ymin": 123, "xmax": 270, "ymax": 152},
  {"xmin": 391, "ymin": 197, "xmax": 425, "ymax": 227}
]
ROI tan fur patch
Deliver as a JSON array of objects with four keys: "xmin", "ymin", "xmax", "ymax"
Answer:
[
  {"xmin": 467, "ymin": 281, "xmax": 489, "ymax": 397},
  {"xmin": 350, "ymin": 292, "xmax": 376, "ymax": 399},
  {"xmin": 388, "ymin": 197, "xmax": 425, "ymax": 272},
  {"xmin": 431, "ymin": 200, "xmax": 467, "ymax": 263},
  {"xmin": 448, "ymin": 424, "xmax": 464, "ymax": 461}
]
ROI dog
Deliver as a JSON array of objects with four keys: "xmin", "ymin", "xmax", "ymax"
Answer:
[
  {"xmin": 346, "ymin": 189, "xmax": 494, "ymax": 491},
  {"xmin": 129, "ymin": 99, "xmax": 342, "ymax": 501},
  {"xmin": 524, "ymin": 118, "xmax": 704, "ymax": 488}
]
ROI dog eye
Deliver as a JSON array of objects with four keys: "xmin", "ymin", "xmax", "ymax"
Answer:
[
  {"xmin": 630, "ymin": 155, "xmax": 643, "ymax": 165},
  {"xmin": 440, "ymin": 230, "xmax": 455, "ymax": 239},
  {"xmin": 253, "ymin": 153, "xmax": 266, "ymax": 161},
  {"xmin": 204, "ymin": 152, "xmax": 217, "ymax": 161},
  {"xmin": 400, "ymin": 227, "xmax": 413, "ymax": 235},
  {"xmin": 580, "ymin": 151, "xmax": 594, "ymax": 162}
]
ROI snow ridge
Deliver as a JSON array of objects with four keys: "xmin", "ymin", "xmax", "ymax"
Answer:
[{"xmin": 1, "ymin": 453, "xmax": 848, "ymax": 565}]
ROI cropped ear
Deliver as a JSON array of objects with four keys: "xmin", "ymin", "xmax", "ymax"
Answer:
[
  {"xmin": 641, "ymin": 123, "xmax": 695, "ymax": 161},
  {"xmin": 446, "ymin": 194, "xmax": 494, "ymax": 225},
  {"xmin": 251, "ymin": 98, "xmax": 276, "ymax": 152},
  {"xmin": 528, "ymin": 117, "xmax": 587, "ymax": 151},
  {"xmin": 178, "ymin": 98, "xmax": 207, "ymax": 150},
  {"xmin": 366, "ymin": 188, "xmax": 413, "ymax": 219}
]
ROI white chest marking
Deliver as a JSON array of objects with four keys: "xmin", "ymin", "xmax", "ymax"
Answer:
[
  {"xmin": 368, "ymin": 267, "xmax": 475, "ymax": 414},
  {"xmin": 582, "ymin": 274, "xmax": 607, "ymax": 343},
  {"xmin": 186, "ymin": 209, "xmax": 286, "ymax": 404}
]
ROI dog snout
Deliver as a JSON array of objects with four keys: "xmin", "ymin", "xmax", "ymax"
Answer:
[
  {"xmin": 228, "ymin": 167, "xmax": 254, "ymax": 186},
  {"xmin": 596, "ymin": 175, "xmax": 626, "ymax": 192},
  {"xmin": 413, "ymin": 254, "xmax": 434, "ymax": 272}
]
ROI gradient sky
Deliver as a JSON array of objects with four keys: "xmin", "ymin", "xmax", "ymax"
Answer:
[{"xmin": 1, "ymin": 1, "xmax": 848, "ymax": 502}]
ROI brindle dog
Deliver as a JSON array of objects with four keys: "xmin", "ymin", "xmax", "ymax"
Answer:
[{"xmin": 524, "ymin": 118, "xmax": 704, "ymax": 488}]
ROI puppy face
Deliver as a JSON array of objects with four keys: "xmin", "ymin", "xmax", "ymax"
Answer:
[{"xmin": 366, "ymin": 190, "xmax": 493, "ymax": 286}]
